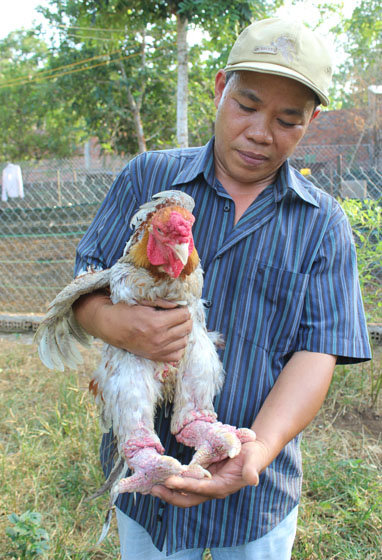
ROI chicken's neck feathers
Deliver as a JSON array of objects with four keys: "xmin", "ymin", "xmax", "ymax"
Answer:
[{"xmin": 110, "ymin": 260, "xmax": 203, "ymax": 305}]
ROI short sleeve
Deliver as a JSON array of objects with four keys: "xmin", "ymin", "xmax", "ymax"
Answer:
[
  {"xmin": 74, "ymin": 164, "xmax": 139, "ymax": 277},
  {"xmin": 296, "ymin": 211, "xmax": 371, "ymax": 364}
]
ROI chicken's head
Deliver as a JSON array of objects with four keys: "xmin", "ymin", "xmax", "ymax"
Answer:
[{"xmin": 147, "ymin": 206, "xmax": 196, "ymax": 278}]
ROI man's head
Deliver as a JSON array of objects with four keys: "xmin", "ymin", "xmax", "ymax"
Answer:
[{"xmin": 212, "ymin": 18, "xmax": 333, "ymax": 190}]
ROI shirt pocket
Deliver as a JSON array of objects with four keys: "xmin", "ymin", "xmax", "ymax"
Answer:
[{"xmin": 237, "ymin": 263, "xmax": 310, "ymax": 353}]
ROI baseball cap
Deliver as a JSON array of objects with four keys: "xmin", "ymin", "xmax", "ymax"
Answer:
[{"xmin": 224, "ymin": 17, "xmax": 333, "ymax": 106}]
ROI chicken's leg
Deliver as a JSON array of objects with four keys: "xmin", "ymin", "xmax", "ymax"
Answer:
[
  {"xmin": 96, "ymin": 348, "xmax": 208, "ymax": 494},
  {"xmin": 171, "ymin": 321, "xmax": 256, "ymax": 469},
  {"xmin": 118, "ymin": 424, "xmax": 190, "ymax": 494}
]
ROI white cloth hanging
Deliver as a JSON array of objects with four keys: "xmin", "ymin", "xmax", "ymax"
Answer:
[{"xmin": 2, "ymin": 163, "xmax": 24, "ymax": 201}]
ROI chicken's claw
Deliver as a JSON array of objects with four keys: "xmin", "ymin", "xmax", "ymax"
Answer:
[{"xmin": 176, "ymin": 419, "xmax": 256, "ymax": 469}]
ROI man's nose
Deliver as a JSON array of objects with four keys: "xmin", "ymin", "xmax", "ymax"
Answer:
[{"xmin": 245, "ymin": 114, "xmax": 273, "ymax": 144}]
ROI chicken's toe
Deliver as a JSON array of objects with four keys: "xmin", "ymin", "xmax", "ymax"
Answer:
[
  {"xmin": 119, "ymin": 448, "xmax": 186, "ymax": 494},
  {"xmin": 182, "ymin": 463, "xmax": 211, "ymax": 479},
  {"xmin": 177, "ymin": 419, "xmax": 256, "ymax": 469}
]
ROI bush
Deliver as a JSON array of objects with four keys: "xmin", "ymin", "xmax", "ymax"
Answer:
[
  {"xmin": 341, "ymin": 198, "xmax": 382, "ymax": 318},
  {"xmin": 6, "ymin": 511, "xmax": 50, "ymax": 558}
]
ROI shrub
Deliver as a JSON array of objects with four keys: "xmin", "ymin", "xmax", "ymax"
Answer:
[{"xmin": 6, "ymin": 511, "xmax": 50, "ymax": 558}]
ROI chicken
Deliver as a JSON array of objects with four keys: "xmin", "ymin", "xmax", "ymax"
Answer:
[{"xmin": 35, "ymin": 190, "xmax": 256, "ymax": 535}]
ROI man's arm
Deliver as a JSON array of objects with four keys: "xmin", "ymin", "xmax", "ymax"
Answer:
[
  {"xmin": 151, "ymin": 350, "xmax": 336, "ymax": 506},
  {"xmin": 73, "ymin": 291, "xmax": 192, "ymax": 363}
]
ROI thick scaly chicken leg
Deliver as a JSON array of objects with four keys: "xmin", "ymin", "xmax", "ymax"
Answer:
[
  {"xmin": 119, "ymin": 431, "xmax": 208, "ymax": 494},
  {"xmin": 170, "ymin": 305, "xmax": 256, "ymax": 470},
  {"xmin": 118, "ymin": 426, "xmax": 187, "ymax": 494},
  {"xmin": 94, "ymin": 346, "xmax": 208, "ymax": 494}
]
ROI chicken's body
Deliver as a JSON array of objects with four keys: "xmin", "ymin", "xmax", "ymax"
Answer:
[{"xmin": 35, "ymin": 191, "xmax": 255, "ymax": 534}]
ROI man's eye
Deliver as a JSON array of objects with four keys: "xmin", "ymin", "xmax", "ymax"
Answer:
[
  {"xmin": 238, "ymin": 103, "xmax": 255, "ymax": 113},
  {"xmin": 278, "ymin": 119, "xmax": 296, "ymax": 128}
]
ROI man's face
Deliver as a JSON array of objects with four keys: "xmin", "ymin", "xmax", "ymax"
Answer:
[{"xmin": 213, "ymin": 70, "xmax": 318, "ymax": 188}]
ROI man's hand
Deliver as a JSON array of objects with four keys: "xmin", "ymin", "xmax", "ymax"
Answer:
[
  {"xmin": 150, "ymin": 351, "xmax": 336, "ymax": 508},
  {"xmin": 73, "ymin": 292, "xmax": 192, "ymax": 362},
  {"xmin": 150, "ymin": 440, "xmax": 269, "ymax": 507}
]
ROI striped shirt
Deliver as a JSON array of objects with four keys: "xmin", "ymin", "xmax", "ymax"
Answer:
[{"xmin": 75, "ymin": 138, "xmax": 371, "ymax": 554}]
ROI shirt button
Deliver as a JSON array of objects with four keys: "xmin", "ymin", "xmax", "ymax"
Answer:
[
  {"xmin": 204, "ymin": 300, "xmax": 212, "ymax": 308},
  {"xmin": 224, "ymin": 203, "xmax": 230, "ymax": 212}
]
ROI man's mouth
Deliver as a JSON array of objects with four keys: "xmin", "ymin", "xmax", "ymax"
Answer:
[{"xmin": 237, "ymin": 150, "xmax": 268, "ymax": 165}]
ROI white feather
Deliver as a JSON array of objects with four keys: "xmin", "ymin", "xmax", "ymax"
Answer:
[{"xmin": 35, "ymin": 268, "xmax": 110, "ymax": 370}]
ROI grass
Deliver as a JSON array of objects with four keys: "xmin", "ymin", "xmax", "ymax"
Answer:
[{"xmin": 0, "ymin": 338, "xmax": 381, "ymax": 559}]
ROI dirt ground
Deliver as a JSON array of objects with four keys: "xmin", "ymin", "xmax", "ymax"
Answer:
[{"xmin": 333, "ymin": 407, "xmax": 381, "ymax": 440}]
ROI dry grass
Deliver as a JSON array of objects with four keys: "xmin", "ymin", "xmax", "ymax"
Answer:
[
  {"xmin": 0, "ymin": 337, "xmax": 381, "ymax": 559},
  {"xmin": 0, "ymin": 337, "xmax": 120, "ymax": 559}
]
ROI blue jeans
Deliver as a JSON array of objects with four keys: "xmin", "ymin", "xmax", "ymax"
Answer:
[{"xmin": 116, "ymin": 505, "xmax": 298, "ymax": 559}]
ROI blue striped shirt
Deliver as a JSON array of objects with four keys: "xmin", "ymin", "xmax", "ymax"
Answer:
[{"xmin": 75, "ymin": 138, "xmax": 371, "ymax": 554}]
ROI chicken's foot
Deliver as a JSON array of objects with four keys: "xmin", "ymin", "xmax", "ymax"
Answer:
[
  {"xmin": 118, "ymin": 428, "xmax": 209, "ymax": 494},
  {"xmin": 176, "ymin": 416, "xmax": 256, "ymax": 469}
]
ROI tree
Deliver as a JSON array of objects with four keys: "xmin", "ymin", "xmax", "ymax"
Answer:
[
  {"xmin": 0, "ymin": 1, "xmax": 283, "ymax": 159},
  {"xmin": 0, "ymin": 30, "xmax": 85, "ymax": 160},
  {"xmin": 40, "ymin": 0, "xmax": 276, "ymax": 149},
  {"xmin": 128, "ymin": 0, "xmax": 272, "ymax": 147},
  {"xmin": 333, "ymin": 0, "xmax": 382, "ymax": 108}
]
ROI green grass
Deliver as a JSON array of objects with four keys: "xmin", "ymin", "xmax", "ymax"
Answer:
[
  {"xmin": 0, "ymin": 340, "xmax": 120, "ymax": 559},
  {"xmin": 0, "ymin": 339, "xmax": 381, "ymax": 559}
]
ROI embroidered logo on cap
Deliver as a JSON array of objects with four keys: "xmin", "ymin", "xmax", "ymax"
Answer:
[{"xmin": 253, "ymin": 36, "xmax": 297, "ymax": 64}]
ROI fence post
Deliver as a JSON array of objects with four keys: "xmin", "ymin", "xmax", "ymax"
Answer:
[{"xmin": 336, "ymin": 155, "xmax": 342, "ymax": 197}]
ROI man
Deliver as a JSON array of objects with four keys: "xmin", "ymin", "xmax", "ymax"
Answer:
[{"xmin": 73, "ymin": 18, "xmax": 371, "ymax": 559}]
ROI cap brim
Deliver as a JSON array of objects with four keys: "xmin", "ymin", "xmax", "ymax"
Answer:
[{"xmin": 224, "ymin": 61, "xmax": 329, "ymax": 106}]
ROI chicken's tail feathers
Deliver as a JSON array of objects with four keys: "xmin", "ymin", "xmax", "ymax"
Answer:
[
  {"xmin": 34, "ymin": 268, "xmax": 111, "ymax": 370},
  {"xmin": 85, "ymin": 456, "xmax": 126, "ymax": 502},
  {"xmin": 96, "ymin": 484, "xmax": 120, "ymax": 545},
  {"xmin": 96, "ymin": 461, "xmax": 128, "ymax": 545},
  {"xmin": 36, "ymin": 311, "xmax": 86, "ymax": 371}
]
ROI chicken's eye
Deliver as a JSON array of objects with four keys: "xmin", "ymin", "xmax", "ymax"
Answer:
[{"xmin": 156, "ymin": 226, "xmax": 164, "ymax": 235}]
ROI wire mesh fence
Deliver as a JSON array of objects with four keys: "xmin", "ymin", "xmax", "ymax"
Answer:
[{"xmin": 0, "ymin": 145, "xmax": 381, "ymax": 315}]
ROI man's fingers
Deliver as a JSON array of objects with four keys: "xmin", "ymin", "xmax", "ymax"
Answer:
[
  {"xmin": 167, "ymin": 319, "xmax": 193, "ymax": 340},
  {"xmin": 140, "ymin": 299, "xmax": 181, "ymax": 309},
  {"xmin": 151, "ymin": 485, "xmax": 209, "ymax": 508},
  {"xmin": 163, "ymin": 475, "xmax": 224, "ymax": 498}
]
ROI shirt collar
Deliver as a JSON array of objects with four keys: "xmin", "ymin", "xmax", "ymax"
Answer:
[
  {"xmin": 275, "ymin": 160, "xmax": 319, "ymax": 207},
  {"xmin": 171, "ymin": 138, "xmax": 216, "ymax": 187},
  {"xmin": 172, "ymin": 138, "xmax": 319, "ymax": 208}
]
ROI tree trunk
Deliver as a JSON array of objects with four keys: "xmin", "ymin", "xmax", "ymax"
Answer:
[
  {"xmin": 119, "ymin": 51, "xmax": 147, "ymax": 153},
  {"xmin": 176, "ymin": 14, "xmax": 188, "ymax": 148},
  {"xmin": 127, "ymin": 87, "xmax": 147, "ymax": 153}
]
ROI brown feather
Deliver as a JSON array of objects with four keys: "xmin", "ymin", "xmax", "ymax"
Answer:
[{"xmin": 89, "ymin": 378, "xmax": 99, "ymax": 397}]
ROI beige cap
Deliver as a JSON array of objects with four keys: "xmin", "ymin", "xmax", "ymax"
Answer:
[{"xmin": 224, "ymin": 17, "xmax": 333, "ymax": 106}]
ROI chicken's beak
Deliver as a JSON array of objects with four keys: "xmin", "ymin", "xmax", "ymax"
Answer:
[{"xmin": 172, "ymin": 242, "xmax": 189, "ymax": 265}]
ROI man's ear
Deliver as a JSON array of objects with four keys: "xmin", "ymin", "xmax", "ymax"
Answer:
[
  {"xmin": 214, "ymin": 70, "xmax": 227, "ymax": 109},
  {"xmin": 311, "ymin": 107, "xmax": 321, "ymax": 121}
]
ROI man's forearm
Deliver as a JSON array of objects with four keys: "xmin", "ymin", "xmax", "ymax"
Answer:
[
  {"xmin": 73, "ymin": 290, "xmax": 112, "ymax": 339},
  {"xmin": 72, "ymin": 291, "xmax": 192, "ymax": 362},
  {"xmin": 250, "ymin": 350, "xmax": 336, "ymax": 472}
]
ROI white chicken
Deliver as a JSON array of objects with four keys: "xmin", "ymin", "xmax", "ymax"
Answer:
[{"xmin": 35, "ymin": 190, "xmax": 256, "ymax": 537}]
